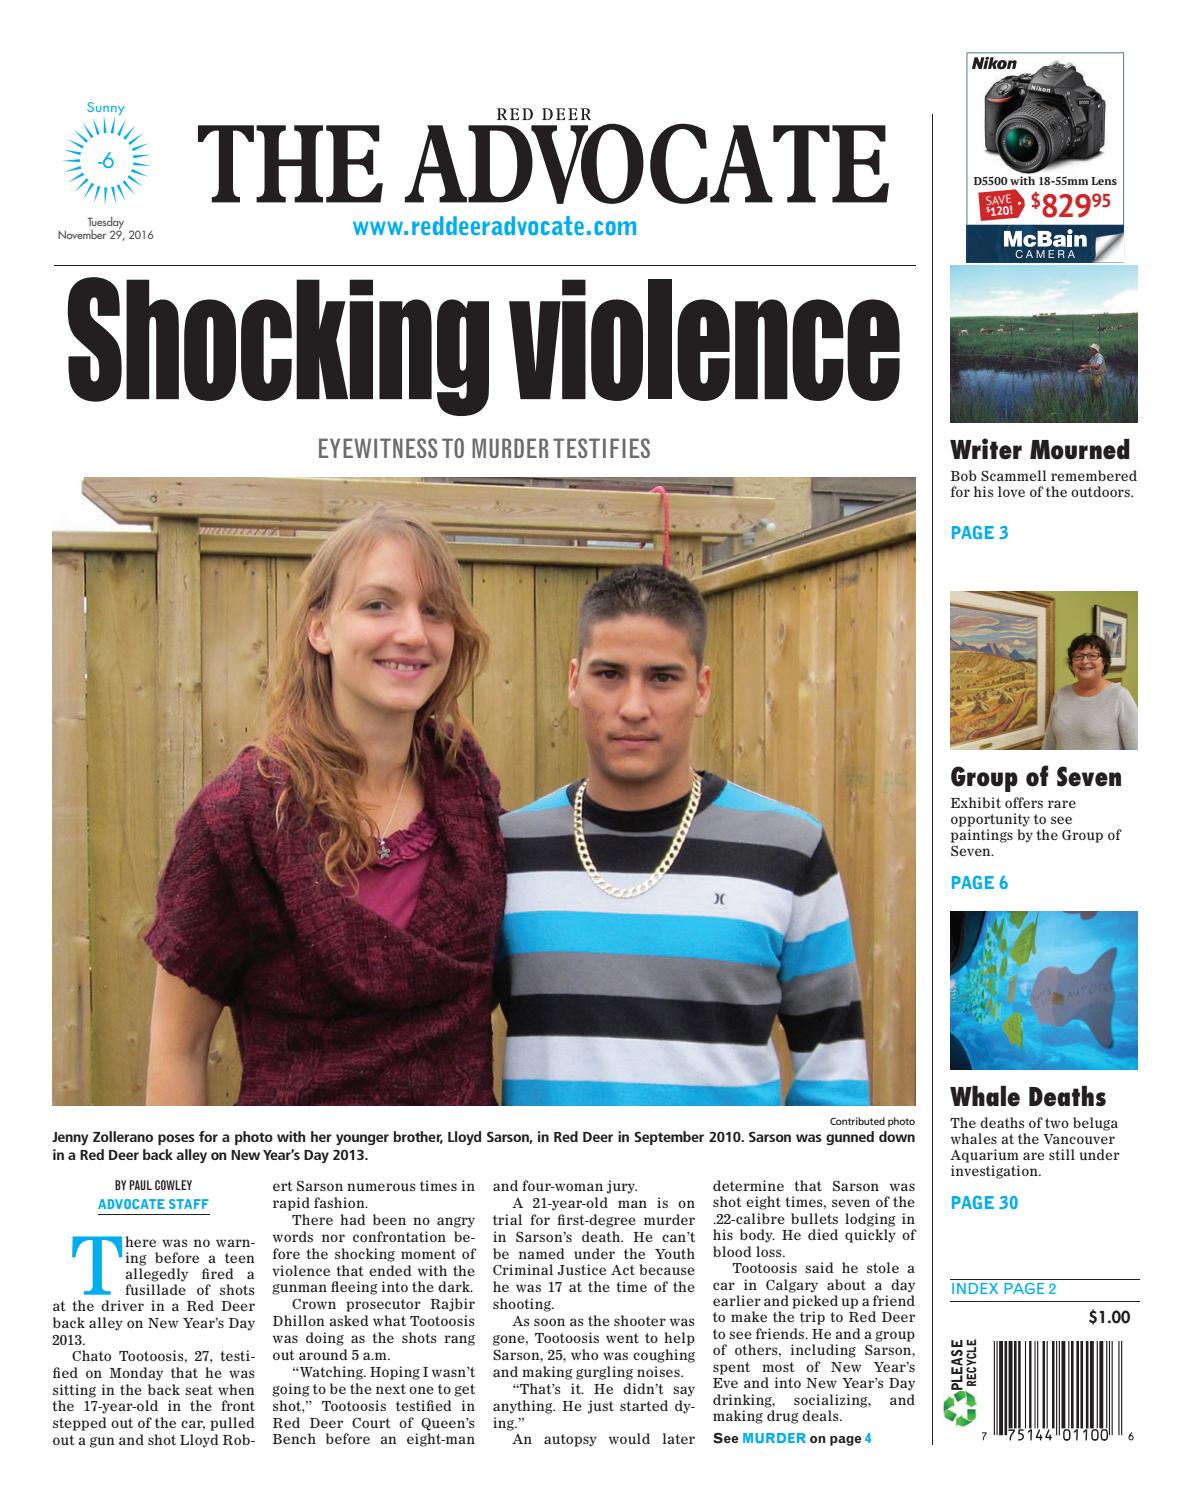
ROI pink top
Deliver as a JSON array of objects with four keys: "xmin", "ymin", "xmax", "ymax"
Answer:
[{"xmin": 355, "ymin": 810, "xmax": 437, "ymax": 929}]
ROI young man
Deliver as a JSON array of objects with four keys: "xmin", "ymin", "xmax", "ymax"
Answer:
[{"xmin": 497, "ymin": 565, "xmax": 869, "ymax": 1108}]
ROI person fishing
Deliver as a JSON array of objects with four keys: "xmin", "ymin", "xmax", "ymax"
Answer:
[{"xmin": 1078, "ymin": 341, "xmax": 1106, "ymax": 396}]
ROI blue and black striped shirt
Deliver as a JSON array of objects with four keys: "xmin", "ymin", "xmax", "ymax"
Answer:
[{"xmin": 497, "ymin": 775, "xmax": 868, "ymax": 1107}]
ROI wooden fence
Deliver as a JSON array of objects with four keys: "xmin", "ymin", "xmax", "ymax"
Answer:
[
  {"xmin": 53, "ymin": 480, "xmax": 914, "ymax": 1107},
  {"xmin": 696, "ymin": 512, "xmax": 916, "ymax": 1108}
]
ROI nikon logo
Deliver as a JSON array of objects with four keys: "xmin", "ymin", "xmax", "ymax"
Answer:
[{"xmin": 971, "ymin": 56, "xmax": 1017, "ymax": 69}]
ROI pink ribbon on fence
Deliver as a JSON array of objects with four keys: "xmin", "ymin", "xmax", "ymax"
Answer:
[{"xmin": 650, "ymin": 485, "xmax": 671, "ymax": 569}]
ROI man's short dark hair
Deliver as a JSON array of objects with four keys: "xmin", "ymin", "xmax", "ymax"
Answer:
[
  {"xmin": 1066, "ymin": 632, "xmax": 1112, "ymax": 672},
  {"xmin": 577, "ymin": 566, "xmax": 708, "ymax": 665}
]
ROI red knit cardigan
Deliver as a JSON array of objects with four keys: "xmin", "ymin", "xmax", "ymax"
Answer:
[{"xmin": 146, "ymin": 730, "xmax": 505, "ymax": 1106}]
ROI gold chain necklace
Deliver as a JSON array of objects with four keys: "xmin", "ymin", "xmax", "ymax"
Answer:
[{"xmin": 573, "ymin": 773, "xmax": 701, "ymax": 899}]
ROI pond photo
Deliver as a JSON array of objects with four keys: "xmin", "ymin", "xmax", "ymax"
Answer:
[{"xmin": 950, "ymin": 265, "xmax": 1137, "ymax": 424}]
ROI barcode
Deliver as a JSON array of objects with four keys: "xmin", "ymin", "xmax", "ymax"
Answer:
[{"xmin": 993, "ymin": 1340, "xmax": 1124, "ymax": 1434}]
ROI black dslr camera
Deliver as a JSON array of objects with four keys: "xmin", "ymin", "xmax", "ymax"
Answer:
[{"xmin": 984, "ymin": 62, "xmax": 1106, "ymax": 173}]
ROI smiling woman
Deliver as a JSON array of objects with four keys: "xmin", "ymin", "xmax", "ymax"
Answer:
[
  {"xmin": 1042, "ymin": 632, "xmax": 1137, "ymax": 750},
  {"xmin": 143, "ymin": 509, "xmax": 506, "ymax": 1106}
]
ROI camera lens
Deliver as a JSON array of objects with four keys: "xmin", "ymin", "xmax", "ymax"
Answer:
[
  {"xmin": 1001, "ymin": 126, "xmax": 1039, "ymax": 165},
  {"xmin": 995, "ymin": 104, "xmax": 1073, "ymax": 172}
]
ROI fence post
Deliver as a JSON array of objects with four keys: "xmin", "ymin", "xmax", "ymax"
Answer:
[
  {"xmin": 156, "ymin": 518, "xmax": 203, "ymax": 862},
  {"xmin": 53, "ymin": 552, "xmax": 90, "ymax": 1104}
]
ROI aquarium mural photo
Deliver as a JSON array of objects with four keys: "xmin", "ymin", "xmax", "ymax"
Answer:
[{"xmin": 950, "ymin": 910, "xmax": 1138, "ymax": 1071}]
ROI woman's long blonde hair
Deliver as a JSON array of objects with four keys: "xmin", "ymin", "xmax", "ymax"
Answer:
[{"xmin": 258, "ymin": 507, "xmax": 488, "ymax": 885}]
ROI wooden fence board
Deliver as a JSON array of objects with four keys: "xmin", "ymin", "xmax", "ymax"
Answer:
[
  {"xmin": 201, "ymin": 556, "xmax": 271, "ymax": 780},
  {"xmin": 53, "ymin": 553, "xmax": 90, "ymax": 1105},
  {"xmin": 199, "ymin": 556, "xmax": 270, "ymax": 1105},
  {"xmin": 456, "ymin": 562, "xmax": 475, "ymax": 729},
  {"xmin": 871, "ymin": 544, "xmax": 916, "ymax": 1104},
  {"xmin": 53, "ymin": 533, "xmax": 684, "ymax": 571},
  {"xmin": 156, "ymin": 519, "xmax": 203, "ymax": 856},
  {"xmin": 731, "ymin": 584, "xmax": 767, "ymax": 794},
  {"xmin": 791, "ymin": 564, "xmax": 838, "ymax": 830},
  {"xmin": 269, "ymin": 557, "xmax": 309, "ymax": 665},
  {"xmin": 763, "ymin": 572, "xmax": 799, "ymax": 802},
  {"xmin": 472, "ymin": 564, "xmax": 536, "ymax": 811},
  {"xmin": 834, "ymin": 551, "xmax": 880, "ymax": 1079},
  {"xmin": 84, "ymin": 476, "xmax": 773, "ymax": 538},
  {"xmin": 699, "ymin": 510, "xmax": 915, "ymax": 593},
  {"xmin": 699, "ymin": 591, "xmax": 734, "ymax": 780},
  {"xmin": 85, "ymin": 552, "xmax": 159, "ymax": 1106},
  {"xmin": 534, "ymin": 567, "xmax": 595, "ymax": 795}
]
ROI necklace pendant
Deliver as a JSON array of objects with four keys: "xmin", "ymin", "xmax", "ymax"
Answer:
[{"xmin": 376, "ymin": 757, "xmax": 413, "ymax": 866}]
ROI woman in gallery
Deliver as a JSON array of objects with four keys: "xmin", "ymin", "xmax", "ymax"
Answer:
[
  {"xmin": 1042, "ymin": 633, "xmax": 1138, "ymax": 750},
  {"xmin": 144, "ymin": 509, "xmax": 505, "ymax": 1105}
]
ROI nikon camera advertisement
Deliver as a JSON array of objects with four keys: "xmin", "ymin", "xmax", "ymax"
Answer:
[
  {"xmin": 11, "ymin": 4, "xmax": 1178, "ymax": 1495},
  {"xmin": 965, "ymin": 50, "xmax": 1125, "ymax": 262}
]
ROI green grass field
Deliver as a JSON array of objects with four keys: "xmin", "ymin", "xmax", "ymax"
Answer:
[{"xmin": 950, "ymin": 311, "xmax": 1137, "ymax": 366}]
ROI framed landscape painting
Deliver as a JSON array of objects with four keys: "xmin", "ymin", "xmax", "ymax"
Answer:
[{"xmin": 950, "ymin": 591, "xmax": 1055, "ymax": 749}]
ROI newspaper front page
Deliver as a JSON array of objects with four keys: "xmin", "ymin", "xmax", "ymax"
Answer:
[{"xmin": 16, "ymin": 3, "xmax": 1177, "ymax": 1489}]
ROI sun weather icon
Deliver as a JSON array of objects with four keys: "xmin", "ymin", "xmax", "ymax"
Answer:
[{"xmin": 65, "ymin": 117, "xmax": 149, "ymax": 202}]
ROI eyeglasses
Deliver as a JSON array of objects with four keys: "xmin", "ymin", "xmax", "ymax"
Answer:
[{"xmin": 1071, "ymin": 654, "xmax": 1104, "ymax": 664}]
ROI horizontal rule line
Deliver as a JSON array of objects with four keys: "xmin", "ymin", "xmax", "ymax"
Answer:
[{"xmin": 53, "ymin": 261, "xmax": 917, "ymax": 270}]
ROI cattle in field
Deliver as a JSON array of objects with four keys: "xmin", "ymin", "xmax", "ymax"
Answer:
[{"xmin": 957, "ymin": 328, "xmax": 968, "ymax": 337}]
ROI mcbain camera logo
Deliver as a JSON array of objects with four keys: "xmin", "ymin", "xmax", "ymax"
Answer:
[{"xmin": 943, "ymin": 1390, "xmax": 977, "ymax": 1427}]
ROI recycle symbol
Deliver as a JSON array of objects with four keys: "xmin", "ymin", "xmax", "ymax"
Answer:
[{"xmin": 943, "ymin": 1390, "xmax": 977, "ymax": 1426}]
